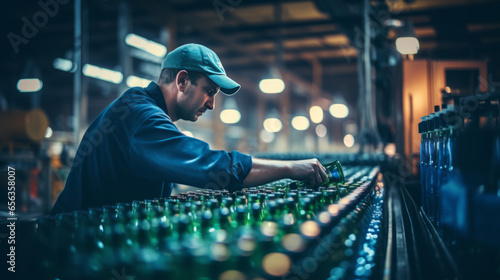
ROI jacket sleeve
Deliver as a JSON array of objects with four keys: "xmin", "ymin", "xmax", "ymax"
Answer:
[{"xmin": 128, "ymin": 111, "xmax": 252, "ymax": 191}]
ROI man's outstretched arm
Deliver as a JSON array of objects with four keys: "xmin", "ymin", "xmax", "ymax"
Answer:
[{"xmin": 242, "ymin": 158, "xmax": 327, "ymax": 188}]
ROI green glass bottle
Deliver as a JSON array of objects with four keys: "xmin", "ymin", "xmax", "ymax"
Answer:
[
  {"xmin": 325, "ymin": 188, "xmax": 338, "ymax": 204},
  {"xmin": 201, "ymin": 210, "xmax": 215, "ymax": 238},
  {"xmin": 234, "ymin": 205, "xmax": 247, "ymax": 230},
  {"xmin": 263, "ymin": 200, "xmax": 277, "ymax": 222},
  {"xmin": 298, "ymin": 197, "xmax": 317, "ymax": 222},
  {"xmin": 285, "ymin": 197, "xmax": 300, "ymax": 219},
  {"xmin": 219, "ymin": 207, "xmax": 232, "ymax": 230},
  {"xmin": 294, "ymin": 160, "xmax": 345, "ymax": 188},
  {"xmin": 247, "ymin": 203, "xmax": 262, "ymax": 227},
  {"xmin": 116, "ymin": 202, "xmax": 132, "ymax": 224},
  {"xmin": 133, "ymin": 219, "xmax": 160, "ymax": 280},
  {"xmin": 101, "ymin": 205, "xmax": 117, "ymax": 235},
  {"xmin": 157, "ymin": 217, "xmax": 172, "ymax": 251}
]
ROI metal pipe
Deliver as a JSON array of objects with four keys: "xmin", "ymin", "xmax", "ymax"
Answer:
[
  {"xmin": 118, "ymin": 0, "xmax": 132, "ymax": 95},
  {"xmin": 73, "ymin": 0, "xmax": 81, "ymax": 145},
  {"xmin": 73, "ymin": 0, "xmax": 88, "ymax": 146},
  {"xmin": 357, "ymin": 47, "xmax": 365, "ymax": 152},
  {"xmin": 362, "ymin": 0, "xmax": 383, "ymax": 151}
]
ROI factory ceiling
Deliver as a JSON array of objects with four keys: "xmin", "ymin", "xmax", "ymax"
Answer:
[{"xmin": 2, "ymin": 0, "xmax": 500, "ymax": 132}]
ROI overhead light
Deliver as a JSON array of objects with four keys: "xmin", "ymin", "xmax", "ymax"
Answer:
[
  {"xmin": 263, "ymin": 118, "xmax": 282, "ymax": 133},
  {"xmin": 396, "ymin": 37, "xmax": 419, "ymax": 55},
  {"xmin": 45, "ymin": 127, "xmax": 53, "ymax": 138},
  {"xmin": 315, "ymin": 124, "xmax": 327, "ymax": 137},
  {"xmin": 343, "ymin": 134, "xmax": 355, "ymax": 148},
  {"xmin": 18, "ymin": 60, "xmax": 43, "ymax": 92},
  {"xmin": 329, "ymin": 104, "xmax": 349, "ymax": 118},
  {"xmin": 126, "ymin": 75, "xmax": 151, "ymax": 87},
  {"xmin": 384, "ymin": 19, "xmax": 403, "ymax": 28},
  {"xmin": 220, "ymin": 109, "xmax": 241, "ymax": 124},
  {"xmin": 259, "ymin": 79, "xmax": 285, "ymax": 94},
  {"xmin": 395, "ymin": 20, "xmax": 419, "ymax": 55},
  {"xmin": 259, "ymin": 66, "xmax": 285, "ymax": 94},
  {"xmin": 125, "ymin": 33, "xmax": 167, "ymax": 58},
  {"xmin": 83, "ymin": 64, "xmax": 123, "ymax": 84},
  {"xmin": 17, "ymin": 78, "xmax": 43, "ymax": 92},
  {"xmin": 309, "ymin": 106, "xmax": 324, "ymax": 124},
  {"xmin": 291, "ymin": 116, "xmax": 310, "ymax": 131},
  {"xmin": 220, "ymin": 98, "xmax": 241, "ymax": 124},
  {"xmin": 384, "ymin": 143, "xmax": 396, "ymax": 156},
  {"xmin": 53, "ymin": 58, "xmax": 75, "ymax": 72}
]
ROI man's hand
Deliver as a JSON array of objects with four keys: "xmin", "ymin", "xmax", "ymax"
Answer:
[
  {"xmin": 288, "ymin": 158, "xmax": 328, "ymax": 187},
  {"xmin": 243, "ymin": 158, "xmax": 327, "ymax": 188}
]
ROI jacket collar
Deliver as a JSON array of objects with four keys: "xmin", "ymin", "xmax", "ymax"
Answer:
[{"xmin": 145, "ymin": 82, "xmax": 169, "ymax": 116}]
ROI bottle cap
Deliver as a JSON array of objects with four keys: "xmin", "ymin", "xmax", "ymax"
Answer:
[
  {"xmin": 427, "ymin": 113, "xmax": 435, "ymax": 131},
  {"xmin": 421, "ymin": 116, "xmax": 428, "ymax": 133}
]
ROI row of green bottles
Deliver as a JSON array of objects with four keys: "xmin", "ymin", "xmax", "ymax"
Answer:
[{"xmin": 31, "ymin": 165, "xmax": 381, "ymax": 280}]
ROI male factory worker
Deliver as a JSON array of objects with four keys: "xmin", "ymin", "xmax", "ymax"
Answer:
[{"xmin": 51, "ymin": 43, "xmax": 327, "ymax": 214}]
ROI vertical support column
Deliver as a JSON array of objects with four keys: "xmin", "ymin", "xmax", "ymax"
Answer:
[
  {"xmin": 279, "ymin": 77, "xmax": 290, "ymax": 152},
  {"xmin": 257, "ymin": 92, "xmax": 266, "ymax": 152},
  {"xmin": 275, "ymin": 0, "xmax": 288, "ymax": 152},
  {"xmin": 73, "ymin": 0, "xmax": 81, "ymax": 146},
  {"xmin": 361, "ymin": 0, "xmax": 372, "ymax": 153},
  {"xmin": 118, "ymin": 0, "xmax": 132, "ymax": 95},
  {"xmin": 311, "ymin": 58, "xmax": 322, "ymax": 97},
  {"xmin": 363, "ymin": 0, "xmax": 372, "ymax": 122},
  {"xmin": 393, "ymin": 61, "xmax": 405, "ymax": 157},
  {"xmin": 42, "ymin": 155, "xmax": 52, "ymax": 213},
  {"xmin": 167, "ymin": 18, "xmax": 177, "ymax": 52},
  {"xmin": 311, "ymin": 58, "xmax": 322, "ymax": 153},
  {"xmin": 366, "ymin": 0, "xmax": 382, "ymax": 149},
  {"xmin": 357, "ymin": 44, "xmax": 365, "ymax": 152},
  {"xmin": 73, "ymin": 0, "xmax": 88, "ymax": 145},
  {"xmin": 358, "ymin": 0, "xmax": 382, "ymax": 152},
  {"xmin": 213, "ymin": 95, "xmax": 225, "ymax": 150}
]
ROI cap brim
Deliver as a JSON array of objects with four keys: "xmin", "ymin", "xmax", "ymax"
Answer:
[{"xmin": 207, "ymin": 73, "xmax": 241, "ymax": 95}]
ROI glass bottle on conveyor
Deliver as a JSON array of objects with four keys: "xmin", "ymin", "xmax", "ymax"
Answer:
[{"xmin": 294, "ymin": 160, "xmax": 345, "ymax": 188}]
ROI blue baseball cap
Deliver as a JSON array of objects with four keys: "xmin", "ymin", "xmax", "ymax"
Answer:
[{"xmin": 161, "ymin": 43, "xmax": 241, "ymax": 95}]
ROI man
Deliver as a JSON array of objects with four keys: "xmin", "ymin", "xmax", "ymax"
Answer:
[{"xmin": 51, "ymin": 44, "xmax": 327, "ymax": 214}]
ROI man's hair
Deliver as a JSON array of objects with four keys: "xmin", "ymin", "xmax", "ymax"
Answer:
[{"xmin": 158, "ymin": 68, "xmax": 205, "ymax": 85}]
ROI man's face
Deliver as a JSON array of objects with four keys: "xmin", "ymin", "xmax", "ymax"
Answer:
[{"xmin": 176, "ymin": 75, "xmax": 220, "ymax": 122}]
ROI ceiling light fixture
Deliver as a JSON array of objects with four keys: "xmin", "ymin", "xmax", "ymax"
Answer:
[
  {"xmin": 259, "ymin": 67, "xmax": 285, "ymax": 94},
  {"xmin": 395, "ymin": 20, "xmax": 419, "ymax": 55},
  {"xmin": 125, "ymin": 33, "xmax": 167, "ymax": 58},
  {"xmin": 83, "ymin": 64, "xmax": 123, "ymax": 84},
  {"xmin": 309, "ymin": 106, "xmax": 324, "ymax": 124},
  {"xmin": 220, "ymin": 98, "xmax": 241, "ymax": 124},
  {"xmin": 126, "ymin": 75, "xmax": 151, "ymax": 87}
]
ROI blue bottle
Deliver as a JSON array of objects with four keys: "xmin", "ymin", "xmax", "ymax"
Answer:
[
  {"xmin": 446, "ymin": 105, "xmax": 457, "ymax": 188},
  {"xmin": 420, "ymin": 116, "xmax": 429, "ymax": 211},
  {"xmin": 435, "ymin": 105, "xmax": 449, "ymax": 229},
  {"xmin": 426, "ymin": 113, "xmax": 435, "ymax": 218}
]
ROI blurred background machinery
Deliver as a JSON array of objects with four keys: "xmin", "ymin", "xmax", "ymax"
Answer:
[{"xmin": 0, "ymin": 109, "xmax": 52, "ymax": 215}]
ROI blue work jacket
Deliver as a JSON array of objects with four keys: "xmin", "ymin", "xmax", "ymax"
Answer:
[{"xmin": 51, "ymin": 82, "xmax": 252, "ymax": 214}]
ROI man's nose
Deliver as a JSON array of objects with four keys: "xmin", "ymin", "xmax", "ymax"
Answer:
[{"xmin": 206, "ymin": 96, "xmax": 215, "ymax": 110}]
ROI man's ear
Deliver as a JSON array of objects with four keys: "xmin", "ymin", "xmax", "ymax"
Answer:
[{"xmin": 176, "ymin": 70, "xmax": 189, "ymax": 92}]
